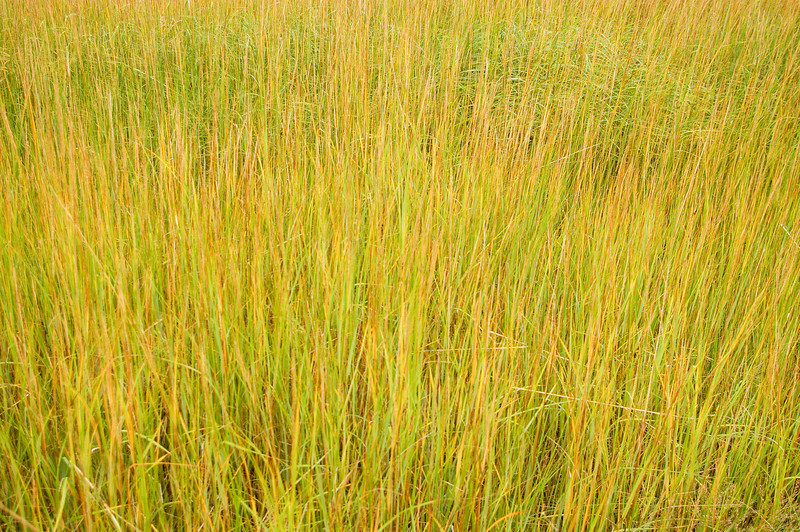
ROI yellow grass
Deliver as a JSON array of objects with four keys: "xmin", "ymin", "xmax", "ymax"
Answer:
[{"xmin": 1, "ymin": 0, "xmax": 799, "ymax": 529}]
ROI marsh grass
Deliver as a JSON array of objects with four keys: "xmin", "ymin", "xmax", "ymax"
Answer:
[{"xmin": 1, "ymin": 0, "xmax": 799, "ymax": 529}]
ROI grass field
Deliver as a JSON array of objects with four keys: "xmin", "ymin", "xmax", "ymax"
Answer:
[{"xmin": 1, "ymin": 0, "xmax": 800, "ymax": 529}]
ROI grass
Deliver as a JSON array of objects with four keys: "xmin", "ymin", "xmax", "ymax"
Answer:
[{"xmin": 1, "ymin": 0, "xmax": 799, "ymax": 529}]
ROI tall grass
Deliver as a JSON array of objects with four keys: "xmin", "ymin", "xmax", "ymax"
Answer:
[{"xmin": 1, "ymin": 0, "xmax": 799, "ymax": 529}]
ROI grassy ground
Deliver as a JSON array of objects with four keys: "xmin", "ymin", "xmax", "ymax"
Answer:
[{"xmin": 1, "ymin": 0, "xmax": 799, "ymax": 530}]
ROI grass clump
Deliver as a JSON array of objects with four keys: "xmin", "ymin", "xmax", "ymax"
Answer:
[{"xmin": 1, "ymin": 0, "xmax": 799, "ymax": 530}]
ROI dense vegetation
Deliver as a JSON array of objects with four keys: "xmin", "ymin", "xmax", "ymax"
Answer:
[{"xmin": 1, "ymin": 0, "xmax": 799, "ymax": 529}]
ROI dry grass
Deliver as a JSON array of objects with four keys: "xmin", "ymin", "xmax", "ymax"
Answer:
[{"xmin": 1, "ymin": 0, "xmax": 799, "ymax": 530}]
